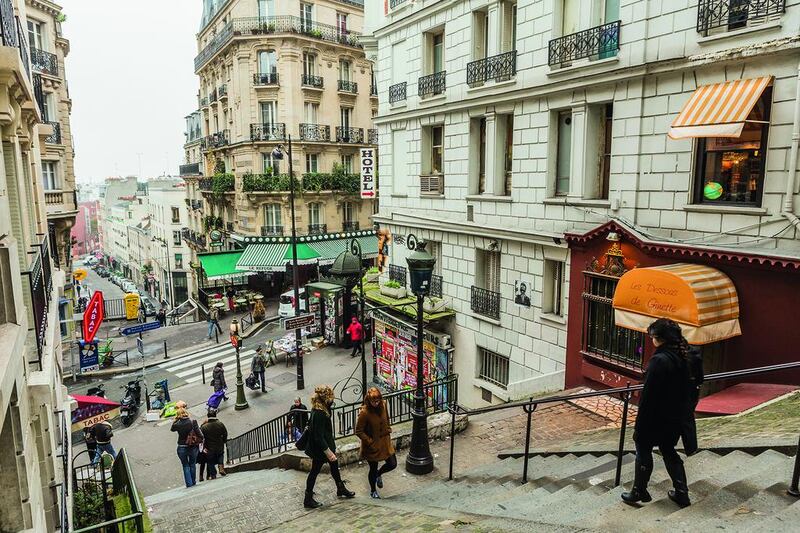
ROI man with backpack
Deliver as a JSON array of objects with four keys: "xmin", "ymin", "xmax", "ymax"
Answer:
[
  {"xmin": 207, "ymin": 305, "xmax": 222, "ymax": 340},
  {"xmin": 90, "ymin": 420, "xmax": 116, "ymax": 465}
]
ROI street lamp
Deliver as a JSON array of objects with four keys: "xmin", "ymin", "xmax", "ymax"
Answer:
[
  {"xmin": 330, "ymin": 238, "xmax": 367, "ymax": 399},
  {"xmin": 405, "ymin": 235, "xmax": 436, "ymax": 475},
  {"xmin": 272, "ymin": 137, "xmax": 304, "ymax": 390},
  {"xmin": 229, "ymin": 318, "xmax": 248, "ymax": 410}
]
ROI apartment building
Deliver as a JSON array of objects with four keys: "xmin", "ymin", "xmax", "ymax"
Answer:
[
  {"xmin": 147, "ymin": 179, "xmax": 193, "ymax": 306},
  {"xmin": 180, "ymin": 0, "xmax": 378, "ymax": 293},
  {"xmin": 0, "ymin": 0, "xmax": 74, "ymax": 529},
  {"xmin": 369, "ymin": 0, "xmax": 800, "ymax": 406},
  {"xmin": 71, "ymin": 200, "xmax": 100, "ymax": 258},
  {"xmin": 98, "ymin": 176, "xmax": 138, "ymax": 268}
]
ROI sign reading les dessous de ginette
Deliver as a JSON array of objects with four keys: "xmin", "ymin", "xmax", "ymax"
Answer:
[{"xmin": 613, "ymin": 270, "xmax": 692, "ymax": 323}]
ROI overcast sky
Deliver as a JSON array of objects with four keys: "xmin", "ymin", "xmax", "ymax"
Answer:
[{"xmin": 60, "ymin": 0, "xmax": 199, "ymax": 184}]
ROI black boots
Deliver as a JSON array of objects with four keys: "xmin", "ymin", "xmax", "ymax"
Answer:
[
  {"xmin": 664, "ymin": 455, "xmax": 691, "ymax": 508},
  {"xmin": 304, "ymin": 490, "xmax": 322, "ymax": 509},
  {"xmin": 336, "ymin": 481, "xmax": 355, "ymax": 499},
  {"xmin": 621, "ymin": 460, "xmax": 653, "ymax": 505}
]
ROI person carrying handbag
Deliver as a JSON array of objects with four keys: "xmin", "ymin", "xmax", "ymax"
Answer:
[
  {"xmin": 355, "ymin": 387, "xmax": 397, "ymax": 499},
  {"xmin": 171, "ymin": 407, "xmax": 203, "ymax": 487}
]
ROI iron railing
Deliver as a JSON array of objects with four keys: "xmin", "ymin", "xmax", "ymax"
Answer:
[
  {"xmin": 371, "ymin": 83, "xmax": 378, "ymax": 97},
  {"xmin": 253, "ymin": 72, "xmax": 279, "ymax": 85},
  {"xmin": 261, "ymin": 225, "xmax": 283, "ymax": 236},
  {"xmin": 45, "ymin": 121, "xmax": 62, "ymax": 144},
  {"xmin": 16, "ymin": 16, "xmax": 30, "ymax": 78},
  {"xmin": 227, "ymin": 374, "xmax": 458, "ymax": 464},
  {"xmin": 0, "ymin": 0, "xmax": 18, "ymax": 50},
  {"xmin": 430, "ymin": 274, "xmax": 443, "ymax": 298},
  {"xmin": 198, "ymin": 178, "xmax": 213, "ymax": 191},
  {"xmin": 467, "ymin": 50, "xmax": 517, "ymax": 87},
  {"xmin": 388, "ymin": 264, "xmax": 407, "ymax": 286},
  {"xmin": 368, "ymin": 128, "xmax": 378, "ymax": 145},
  {"xmin": 336, "ymin": 126, "xmax": 364, "ymax": 144},
  {"xmin": 33, "ymin": 72, "xmax": 45, "ymax": 117},
  {"xmin": 301, "ymin": 73, "xmax": 324, "ymax": 88},
  {"xmin": 697, "ymin": 0, "xmax": 785, "ymax": 35},
  {"xmin": 200, "ymin": 96, "xmax": 209, "ymax": 107},
  {"xmin": 419, "ymin": 71, "xmax": 446, "ymax": 98},
  {"xmin": 225, "ymin": 221, "xmax": 234, "ymax": 233},
  {"xmin": 308, "ymin": 223, "xmax": 327, "ymax": 235},
  {"xmin": 389, "ymin": 0, "xmax": 409, "ymax": 8},
  {"xmin": 471, "ymin": 285, "xmax": 500, "ymax": 319},
  {"xmin": 478, "ymin": 348, "xmax": 510, "ymax": 389},
  {"xmin": 389, "ymin": 82, "xmax": 407, "ymax": 103},
  {"xmin": 218, "ymin": 84, "xmax": 228, "ymax": 97},
  {"xmin": 201, "ymin": 130, "xmax": 229, "ymax": 149},
  {"xmin": 250, "ymin": 122, "xmax": 286, "ymax": 141},
  {"xmin": 208, "ymin": 88, "xmax": 218, "ymax": 103},
  {"xmin": 48, "ymin": 221, "xmax": 60, "ymax": 268},
  {"xmin": 343, "ymin": 221, "xmax": 359, "ymax": 232},
  {"xmin": 447, "ymin": 361, "xmax": 800, "ymax": 493},
  {"xmin": 24, "ymin": 236, "xmax": 53, "ymax": 369},
  {"xmin": 179, "ymin": 162, "xmax": 201, "ymax": 175},
  {"xmin": 30, "ymin": 46, "xmax": 58, "ymax": 76},
  {"xmin": 549, "ymin": 20, "xmax": 621, "ymax": 66},
  {"xmin": 338, "ymin": 79, "xmax": 358, "ymax": 93},
  {"xmin": 299, "ymin": 123, "xmax": 330, "ymax": 142}
]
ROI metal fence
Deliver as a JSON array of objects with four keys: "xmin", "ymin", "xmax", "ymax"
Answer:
[
  {"xmin": 470, "ymin": 285, "xmax": 500, "ymax": 320},
  {"xmin": 697, "ymin": 0, "xmax": 785, "ymax": 35},
  {"xmin": 467, "ymin": 50, "xmax": 517, "ymax": 87},
  {"xmin": 548, "ymin": 20, "xmax": 621, "ymax": 66},
  {"xmin": 24, "ymin": 235, "xmax": 53, "ymax": 369},
  {"xmin": 388, "ymin": 264, "xmax": 407, "ymax": 287},
  {"xmin": 389, "ymin": 82, "xmax": 407, "ymax": 103}
]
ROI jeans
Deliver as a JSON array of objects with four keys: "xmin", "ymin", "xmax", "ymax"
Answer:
[
  {"xmin": 256, "ymin": 370, "xmax": 266, "ymax": 392},
  {"xmin": 350, "ymin": 340, "xmax": 362, "ymax": 357},
  {"xmin": 93, "ymin": 443, "xmax": 116, "ymax": 465},
  {"xmin": 177, "ymin": 445, "xmax": 199, "ymax": 487},
  {"xmin": 207, "ymin": 320, "xmax": 221, "ymax": 339},
  {"xmin": 368, "ymin": 454, "xmax": 398, "ymax": 491},
  {"xmin": 306, "ymin": 457, "xmax": 343, "ymax": 493}
]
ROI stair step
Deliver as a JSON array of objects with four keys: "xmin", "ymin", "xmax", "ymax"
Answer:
[
  {"xmin": 751, "ymin": 498, "xmax": 800, "ymax": 532},
  {"xmin": 698, "ymin": 481, "xmax": 799, "ymax": 532}
]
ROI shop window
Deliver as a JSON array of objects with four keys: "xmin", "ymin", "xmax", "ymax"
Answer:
[
  {"xmin": 543, "ymin": 259, "xmax": 564, "ymax": 316},
  {"xmin": 478, "ymin": 347, "xmax": 509, "ymax": 389},
  {"xmin": 693, "ymin": 88, "xmax": 771, "ymax": 206}
]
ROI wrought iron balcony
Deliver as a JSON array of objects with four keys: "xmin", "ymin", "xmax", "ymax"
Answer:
[
  {"xmin": 250, "ymin": 122, "xmax": 286, "ymax": 141},
  {"xmin": 218, "ymin": 84, "xmax": 228, "ymax": 98},
  {"xmin": 179, "ymin": 162, "xmax": 202, "ymax": 176},
  {"xmin": 368, "ymin": 128, "xmax": 378, "ymax": 145},
  {"xmin": 430, "ymin": 274, "xmax": 443, "ymax": 298},
  {"xmin": 338, "ymin": 79, "xmax": 358, "ymax": 93},
  {"xmin": 302, "ymin": 74, "xmax": 324, "ymax": 88},
  {"xmin": 33, "ymin": 72, "xmax": 44, "ymax": 117},
  {"xmin": 548, "ymin": 20, "xmax": 621, "ymax": 66},
  {"xmin": 467, "ymin": 50, "xmax": 517, "ymax": 87},
  {"xmin": 370, "ymin": 84, "xmax": 378, "ymax": 97},
  {"xmin": 200, "ymin": 96, "xmax": 209, "ymax": 107},
  {"xmin": 389, "ymin": 82, "xmax": 406, "ymax": 103},
  {"xmin": 24, "ymin": 236, "xmax": 53, "ymax": 365},
  {"xmin": 308, "ymin": 223, "xmax": 327, "ymax": 235},
  {"xmin": 261, "ymin": 225, "xmax": 284, "ymax": 236},
  {"xmin": 418, "ymin": 71, "xmax": 446, "ymax": 98},
  {"xmin": 299, "ymin": 123, "xmax": 331, "ymax": 142},
  {"xmin": 389, "ymin": 0, "xmax": 409, "ymax": 8},
  {"xmin": 342, "ymin": 221, "xmax": 359, "ymax": 232},
  {"xmin": 471, "ymin": 285, "xmax": 500, "ymax": 319},
  {"xmin": 388, "ymin": 264, "xmax": 406, "ymax": 286},
  {"xmin": 209, "ymin": 89, "xmax": 218, "ymax": 103},
  {"xmin": 199, "ymin": 178, "xmax": 213, "ymax": 191},
  {"xmin": 254, "ymin": 72, "xmax": 279, "ymax": 86},
  {"xmin": 335, "ymin": 127, "xmax": 364, "ymax": 144},
  {"xmin": 225, "ymin": 221, "xmax": 234, "ymax": 233},
  {"xmin": 201, "ymin": 130, "xmax": 229, "ymax": 150},
  {"xmin": 44, "ymin": 121, "xmax": 62, "ymax": 144},
  {"xmin": 697, "ymin": 0, "xmax": 785, "ymax": 35},
  {"xmin": 30, "ymin": 47, "xmax": 58, "ymax": 76}
]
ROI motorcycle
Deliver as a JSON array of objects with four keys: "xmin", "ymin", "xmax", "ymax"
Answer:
[
  {"xmin": 120, "ymin": 378, "xmax": 142, "ymax": 427},
  {"xmin": 86, "ymin": 383, "xmax": 106, "ymax": 398}
]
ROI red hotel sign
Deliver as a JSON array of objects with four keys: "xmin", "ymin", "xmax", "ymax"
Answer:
[{"xmin": 82, "ymin": 291, "xmax": 105, "ymax": 343}]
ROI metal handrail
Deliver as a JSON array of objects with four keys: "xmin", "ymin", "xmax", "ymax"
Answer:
[{"xmin": 446, "ymin": 360, "xmax": 800, "ymax": 493}]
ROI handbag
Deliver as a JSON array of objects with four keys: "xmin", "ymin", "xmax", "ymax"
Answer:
[
  {"xmin": 185, "ymin": 420, "xmax": 203, "ymax": 447},
  {"xmin": 295, "ymin": 412, "xmax": 312, "ymax": 451}
]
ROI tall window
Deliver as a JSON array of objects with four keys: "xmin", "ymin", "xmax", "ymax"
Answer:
[
  {"xmin": 300, "ymin": 3, "xmax": 313, "ymax": 31},
  {"xmin": 476, "ymin": 249, "xmax": 501, "ymax": 293},
  {"xmin": 171, "ymin": 207, "xmax": 180, "ymax": 223},
  {"xmin": 260, "ymin": 101, "xmax": 277, "ymax": 125},
  {"xmin": 425, "ymin": 125, "xmax": 444, "ymax": 175},
  {"xmin": 42, "ymin": 161, "xmax": 58, "ymax": 190},
  {"xmin": 258, "ymin": 50, "xmax": 277, "ymax": 75},
  {"xmin": 341, "ymin": 154, "xmax": 353, "ymax": 173},
  {"xmin": 432, "ymin": 32, "xmax": 444, "ymax": 73},
  {"xmin": 340, "ymin": 107, "xmax": 352, "ymax": 129},
  {"xmin": 693, "ymin": 88, "xmax": 771, "ymax": 206},
  {"xmin": 42, "ymin": 92, "xmax": 54, "ymax": 122},
  {"xmin": 27, "ymin": 20, "xmax": 45, "ymax": 49},
  {"xmin": 338, "ymin": 59, "xmax": 351, "ymax": 82},
  {"xmin": 478, "ymin": 348, "xmax": 509, "ymax": 389},
  {"xmin": 304, "ymin": 102, "xmax": 319, "ymax": 123},
  {"xmin": 583, "ymin": 273, "xmax": 645, "ymax": 368},
  {"xmin": 599, "ymin": 103, "xmax": 613, "ymax": 200},
  {"xmin": 504, "ymin": 115, "xmax": 514, "ymax": 195},
  {"xmin": 258, "ymin": 0, "xmax": 274, "ymax": 19},
  {"xmin": 342, "ymin": 202, "xmax": 354, "ymax": 222},
  {"xmin": 173, "ymin": 230, "xmax": 182, "ymax": 246},
  {"xmin": 555, "ymin": 111, "xmax": 572, "ymax": 196},
  {"xmin": 302, "ymin": 52, "xmax": 316, "ymax": 76},
  {"xmin": 174, "ymin": 253, "xmax": 184, "ymax": 269},
  {"xmin": 263, "ymin": 152, "xmax": 280, "ymax": 174},
  {"xmin": 543, "ymin": 259, "xmax": 565, "ymax": 316},
  {"xmin": 472, "ymin": 11, "xmax": 488, "ymax": 60},
  {"xmin": 336, "ymin": 13, "xmax": 348, "ymax": 35},
  {"xmin": 478, "ymin": 118, "xmax": 487, "ymax": 193},
  {"xmin": 306, "ymin": 153, "xmax": 319, "ymax": 173},
  {"xmin": 308, "ymin": 202, "xmax": 324, "ymax": 225},
  {"xmin": 264, "ymin": 204, "xmax": 282, "ymax": 227}
]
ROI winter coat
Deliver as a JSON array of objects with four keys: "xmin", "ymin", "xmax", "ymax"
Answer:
[
  {"xmin": 209, "ymin": 307, "xmax": 219, "ymax": 322},
  {"xmin": 634, "ymin": 346, "xmax": 694, "ymax": 447},
  {"xmin": 251, "ymin": 352, "xmax": 267, "ymax": 373},
  {"xmin": 171, "ymin": 418, "xmax": 202, "ymax": 446},
  {"xmin": 200, "ymin": 418, "xmax": 228, "ymax": 454},
  {"xmin": 681, "ymin": 347, "xmax": 704, "ymax": 455},
  {"xmin": 289, "ymin": 403, "xmax": 309, "ymax": 430},
  {"xmin": 346, "ymin": 321, "xmax": 363, "ymax": 342},
  {"xmin": 212, "ymin": 367, "xmax": 227, "ymax": 391},
  {"xmin": 304, "ymin": 408, "xmax": 336, "ymax": 461},
  {"xmin": 355, "ymin": 401, "xmax": 395, "ymax": 462},
  {"xmin": 90, "ymin": 421, "xmax": 113, "ymax": 444}
]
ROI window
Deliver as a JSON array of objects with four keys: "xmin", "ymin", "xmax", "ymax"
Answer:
[
  {"xmin": 340, "ymin": 107, "xmax": 352, "ymax": 129},
  {"xmin": 341, "ymin": 154, "xmax": 353, "ymax": 173},
  {"xmin": 171, "ymin": 207, "xmax": 180, "ymax": 223},
  {"xmin": 476, "ymin": 249, "xmax": 501, "ymax": 292},
  {"xmin": 42, "ymin": 161, "xmax": 58, "ymax": 190},
  {"xmin": 502, "ymin": 1, "xmax": 518, "ymax": 52},
  {"xmin": 42, "ymin": 92, "xmax": 54, "ymax": 122},
  {"xmin": 304, "ymin": 102, "xmax": 319, "ymax": 124},
  {"xmin": 174, "ymin": 253, "xmax": 184, "ymax": 269},
  {"xmin": 391, "ymin": 41, "xmax": 406, "ymax": 85},
  {"xmin": 257, "ymin": 0, "xmax": 274, "ymax": 19},
  {"xmin": 173, "ymin": 230, "xmax": 182, "ymax": 246},
  {"xmin": 260, "ymin": 101, "xmax": 277, "ymax": 125},
  {"xmin": 342, "ymin": 202, "xmax": 354, "ymax": 223},
  {"xmin": 392, "ymin": 129, "xmax": 407, "ymax": 185},
  {"xmin": 472, "ymin": 11, "xmax": 488, "ymax": 60},
  {"xmin": 423, "ymin": 125, "xmax": 444, "ymax": 175},
  {"xmin": 300, "ymin": 3, "xmax": 313, "ymax": 31},
  {"xmin": 693, "ymin": 88, "xmax": 771, "ymax": 206},
  {"xmin": 302, "ymin": 52, "xmax": 316, "ymax": 77},
  {"xmin": 479, "ymin": 117, "xmax": 487, "ymax": 193},
  {"xmin": 264, "ymin": 204, "xmax": 282, "ymax": 227},
  {"xmin": 555, "ymin": 111, "xmax": 572, "ymax": 196},
  {"xmin": 583, "ymin": 273, "xmax": 645, "ymax": 368},
  {"xmin": 478, "ymin": 348, "xmax": 509, "ymax": 388},
  {"xmin": 432, "ymin": 32, "xmax": 444, "ymax": 73},
  {"xmin": 336, "ymin": 13, "xmax": 348, "ymax": 36},
  {"xmin": 27, "ymin": 20, "xmax": 45, "ymax": 50},
  {"xmin": 543, "ymin": 260, "xmax": 565, "ymax": 316},
  {"xmin": 258, "ymin": 50, "xmax": 277, "ymax": 75},
  {"xmin": 504, "ymin": 115, "xmax": 514, "ymax": 195},
  {"xmin": 598, "ymin": 103, "xmax": 613, "ymax": 200},
  {"xmin": 306, "ymin": 153, "xmax": 319, "ymax": 173},
  {"xmin": 262, "ymin": 152, "xmax": 280, "ymax": 174},
  {"xmin": 308, "ymin": 202, "xmax": 324, "ymax": 225},
  {"xmin": 338, "ymin": 59, "xmax": 351, "ymax": 82}
]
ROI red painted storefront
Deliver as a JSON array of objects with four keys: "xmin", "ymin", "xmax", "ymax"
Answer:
[{"xmin": 564, "ymin": 220, "xmax": 800, "ymax": 390}]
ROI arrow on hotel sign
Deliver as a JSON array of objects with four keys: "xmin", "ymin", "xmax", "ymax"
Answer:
[{"xmin": 82, "ymin": 291, "xmax": 105, "ymax": 343}]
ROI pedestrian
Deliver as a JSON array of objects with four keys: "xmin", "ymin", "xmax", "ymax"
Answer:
[
  {"xmin": 289, "ymin": 396, "xmax": 308, "ymax": 430},
  {"xmin": 137, "ymin": 303, "xmax": 146, "ymax": 324},
  {"xmin": 207, "ymin": 305, "xmax": 222, "ymax": 340},
  {"xmin": 170, "ymin": 407, "xmax": 203, "ymax": 488},
  {"xmin": 346, "ymin": 316, "xmax": 363, "ymax": 358},
  {"xmin": 212, "ymin": 361, "xmax": 229, "ymax": 401},
  {"xmin": 303, "ymin": 385, "xmax": 355, "ymax": 508},
  {"xmin": 83, "ymin": 427, "xmax": 97, "ymax": 460},
  {"xmin": 226, "ymin": 286, "xmax": 236, "ymax": 311},
  {"xmin": 89, "ymin": 420, "xmax": 116, "ymax": 466},
  {"xmin": 622, "ymin": 318, "xmax": 696, "ymax": 508},
  {"xmin": 355, "ymin": 387, "xmax": 397, "ymax": 499},
  {"xmin": 201, "ymin": 409, "xmax": 228, "ymax": 479},
  {"xmin": 251, "ymin": 345, "xmax": 268, "ymax": 393},
  {"xmin": 157, "ymin": 306, "xmax": 167, "ymax": 327}
]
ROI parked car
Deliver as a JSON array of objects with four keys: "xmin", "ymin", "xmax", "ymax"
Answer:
[
  {"xmin": 122, "ymin": 282, "xmax": 138, "ymax": 294},
  {"xmin": 279, "ymin": 288, "xmax": 307, "ymax": 318},
  {"xmin": 96, "ymin": 267, "xmax": 109, "ymax": 277}
]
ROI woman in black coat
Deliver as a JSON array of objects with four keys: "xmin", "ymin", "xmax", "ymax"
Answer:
[{"xmin": 622, "ymin": 318, "xmax": 696, "ymax": 508}]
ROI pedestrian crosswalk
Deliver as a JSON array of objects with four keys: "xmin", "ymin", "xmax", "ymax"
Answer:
[{"xmin": 157, "ymin": 343, "xmax": 257, "ymax": 384}]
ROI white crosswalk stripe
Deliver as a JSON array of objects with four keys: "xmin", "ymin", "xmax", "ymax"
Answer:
[{"xmin": 158, "ymin": 343, "xmax": 256, "ymax": 384}]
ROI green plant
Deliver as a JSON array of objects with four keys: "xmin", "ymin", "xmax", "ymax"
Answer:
[
  {"xmin": 112, "ymin": 494, "xmax": 154, "ymax": 533},
  {"xmin": 56, "ymin": 13, "xmax": 67, "ymax": 23},
  {"xmin": 367, "ymin": 266, "xmax": 379, "ymax": 274},
  {"xmin": 242, "ymin": 170, "xmax": 299, "ymax": 192},
  {"xmin": 204, "ymin": 215, "xmax": 215, "ymax": 231},
  {"xmin": 73, "ymin": 483, "xmax": 105, "ymax": 529},
  {"xmin": 214, "ymin": 159, "xmax": 226, "ymax": 174},
  {"xmin": 384, "ymin": 280, "xmax": 402, "ymax": 289},
  {"xmin": 211, "ymin": 173, "xmax": 235, "ymax": 197}
]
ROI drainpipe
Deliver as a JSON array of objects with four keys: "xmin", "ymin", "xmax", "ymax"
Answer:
[{"xmin": 782, "ymin": 59, "xmax": 800, "ymax": 231}]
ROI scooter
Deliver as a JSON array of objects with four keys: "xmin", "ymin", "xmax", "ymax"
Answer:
[
  {"xmin": 86, "ymin": 384, "xmax": 106, "ymax": 398},
  {"xmin": 120, "ymin": 378, "xmax": 142, "ymax": 427}
]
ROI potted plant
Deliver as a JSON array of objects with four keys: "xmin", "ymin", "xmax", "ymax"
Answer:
[
  {"xmin": 363, "ymin": 267, "xmax": 380, "ymax": 284},
  {"xmin": 380, "ymin": 280, "xmax": 406, "ymax": 299},
  {"xmin": 423, "ymin": 297, "xmax": 448, "ymax": 314}
]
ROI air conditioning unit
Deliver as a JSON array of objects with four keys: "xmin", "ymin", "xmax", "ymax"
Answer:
[{"xmin": 420, "ymin": 174, "xmax": 443, "ymax": 196}]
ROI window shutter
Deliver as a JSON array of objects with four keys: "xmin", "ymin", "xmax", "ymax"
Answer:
[{"xmin": 420, "ymin": 175, "xmax": 443, "ymax": 195}]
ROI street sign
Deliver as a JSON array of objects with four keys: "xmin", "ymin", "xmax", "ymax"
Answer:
[
  {"xmin": 82, "ymin": 291, "xmax": 104, "ymax": 343},
  {"xmin": 120, "ymin": 321, "xmax": 161, "ymax": 336},
  {"xmin": 230, "ymin": 335, "xmax": 240, "ymax": 349},
  {"xmin": 136, "ymin": 338, "xmax": 144, "ymax": 356},
  {"xmin": 283, "ymin": 313, "xmax": 315, "ymax": 331},
  {"xmin": 360, "ymin": 148, "xmax": 376, "ymax": 199}
]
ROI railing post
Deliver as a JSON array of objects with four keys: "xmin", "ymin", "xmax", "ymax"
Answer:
[
  {"xmin": 202, "ymin": 364, "xmax": 206, "ymax": 385},
  {"xmin": 448, "ymin": 404, "xmax": 456, "ymax": 481},
  {"xmin": 788, "ymin": 432, "xmax": 800, "ymax": 497},
  {"xmin": 615, "ymin": 382, "xmax": 632, "ymax": 487},
  {"xmin": 522, "ymin": 403, "xmax": 536, "ymax": 483},
  {"xmin": 163, "ymin": 340, "xmax": 168, "ymax": 359}
]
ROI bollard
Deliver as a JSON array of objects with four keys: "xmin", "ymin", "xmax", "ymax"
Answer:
[
  {"xmin": 215, "ymin": 329, "xmax": 219, "ymax": 344},
  {"xmin": 163, "ymin": 340, "xmax": 168, "ymax": 359},
  {"xmin": 202, "ymin": 364, "xmax": 206, "ymax": 384}
]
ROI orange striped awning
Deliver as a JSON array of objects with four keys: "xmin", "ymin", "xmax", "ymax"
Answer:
[
  {"xmin": 612, "ymin": 263, "xmax": 741, "ymax": 344},
  {"xmin": 668, "ymin": 77, "xmax": 772, "ymax": 140}
]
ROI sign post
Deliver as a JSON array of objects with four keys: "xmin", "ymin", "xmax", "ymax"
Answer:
[
  {"xmin": 120, "ymin": 321, "xmax": 161, "ymax": 336},
  {"xmin": 282, "ymin": 313, "xmax": 315, "ymax": 331},
  {"xmin": 82, "ymin": 291, "xmax": 105, "ymax": 343},
  {"xmin": 78, "ymin": 340, "xmax": 100, "ymax": 373},
  {"xmin": 360, "ymin": 148, "xmax": 376, "ymax": 199}
]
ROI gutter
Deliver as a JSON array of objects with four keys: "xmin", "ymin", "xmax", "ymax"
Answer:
[{"xmin": 783, "ymin": 57, "xmax": 800, "ymax": 233}]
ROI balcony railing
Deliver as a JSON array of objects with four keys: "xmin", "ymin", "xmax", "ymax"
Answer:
[
  {"xmin": 44, "ymin": 121, "xmax": 62, "ymax": 144},
  {"xmin": 179, "ymin": 162, "xmax": 202, "ymax": 176},
  {"xmin": 200, "ymin": 96, "xmax": 209, "ymax": 107},
  {"xmin": 250, "ymin": 122, "xmax": 286, "ymax": 141},
  {"xmin": 336, "ymin": 126, "xmax": 364, "ymax": 144},
  {"xmin": 44, "ymin": 191, "xmax": 64, "ymax": 205},
  {"xmin": 218, "ymin": 84, "xmax": 228, "ymax": 98},
  {"xmin": 389, "ymin": 0, "xmax": 409, "ymax": 8},
  {"xmin": 225, "ymin": 221, "xmax": 234, "ymax": 233},
  {"xmin": 338, "ymin": 79, "xmax": 358, "ymax": 93},
  {"xmin": 24, "ymin": 236, "xmax": 53, "ymax": 368},
  {"xmin": 201, "ymin": 130, "xmax": 229, "ymax": 150},
  {"xmin": 308, "ymin": 223, "xmax": 327, "ymax": 235},
  {"xmin": 389, "ymin": 82, "xmax": 407, "ymax": 103},
  {"xmin": 430, "ymin": 274, "xmax": 443, "ymax": 298},
  {"xmin": 302, "ymin": 73, "xmax": 323, "ymax": 88},
  {"xmin": 261, "ymin": 225, "xmax": 284, "ymax": 236},
  {"xmin": 299, "ymin": 123, "xmax": 330, "ymax": 142},
  {"xmin": 388, "ymin": 264, "xmax": 406, "ymax": 286},
  {"xmin": 368, "ymin": 128, "xmax": 378, "ymax": 145},
  {"xmin": 185, "ymin": 231, "xmax": 207, "ymax": 248},
  {"xmin": 697, "ymin": 0, "xmax": 785, "ymax": 35},
  {"xmin": 253, "ymin": 72, "xmax": 279, "ymax": 85},
  {"xmin": 342, "ymin": 221, "xmax": 359, "ymax": 232},
  {"xmin": 370, "ymin": 84, "xmax": 378, "ymax": 97},
  {"xmin": 471, "ymin": 285, "xmax": 500, "ymax": 319},
  {"xmin": 467, "ymin": 50, "xmax": 517, "ymax": 87},
  {"xmin": 548, "ymin": 20, "xmax": 621, "ymax": 66},
  {"xmin": 30, "ymin": 46, "xmax": 58, "ymax": 76},
  {"xmin": 33, "ymin": 72, "xmax": 44, "ymax": 117},
  {"xmin": 209, "ymin": 89, "xmax": 218, "ymax": 103},
  {"xmin": 418, "ymin": 71, "xmax": 446, "ymax": 98}
]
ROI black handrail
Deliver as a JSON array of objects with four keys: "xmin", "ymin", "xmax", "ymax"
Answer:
[{"xmin": 447, "ymin": 360, "xmax": 800, "ymax": 491}]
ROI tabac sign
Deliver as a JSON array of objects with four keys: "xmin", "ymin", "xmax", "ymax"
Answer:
[
  {"xmin": 82, "ymin": 291, "xmax": 105, "ymax": 343},
  {"xmin": 360, "ymin": 148, "xmax": 376, "ymax": 199}
]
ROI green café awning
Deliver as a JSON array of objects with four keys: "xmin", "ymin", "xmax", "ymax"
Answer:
[
  {"xmin": 198, "ymin": 251, "xmax": 252, "ymax": 280},
  {"xmin": 236, "ymin": 243, "xmax": 321, "ymax": 272},
  {"xmin": 310, "ymin": 236, "xmax": 379, "ymax": 265}
]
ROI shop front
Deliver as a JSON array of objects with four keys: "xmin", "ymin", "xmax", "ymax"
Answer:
[{"xmin": 564, "ymin": 220, "xmax": 800, "ymax": 392}]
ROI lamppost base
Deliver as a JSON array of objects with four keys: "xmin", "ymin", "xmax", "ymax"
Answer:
[
  {"xmin": 234, "ymin": 401, "xmax": 249, "ymax": 411},
  {"xmin": 405, "ymin": 453, "xmax": 434, "ymax": 475},
  {"xmin": 789, "ymin": 487, "xmax": 800, "ymax": 498}
]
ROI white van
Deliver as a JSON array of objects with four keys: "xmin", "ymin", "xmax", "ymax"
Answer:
[
  {"xmin": 279, "ymin": 288, "xmax": 307, "ymax": 318},
  {"xmin": 122, "ymin": 282, "xmax": 138, "ymax": 294}
]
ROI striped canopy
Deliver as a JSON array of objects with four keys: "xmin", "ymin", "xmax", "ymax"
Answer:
[
  {"xmin": 236, "ymin": 236, "xmax": 380, "ymax": 271},
  {"xmin": 310, "ymin": 236, "xmax": 380, "ymax": 265}
]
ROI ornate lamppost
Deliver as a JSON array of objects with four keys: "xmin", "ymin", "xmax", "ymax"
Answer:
[{"xmin": 229, "ymin": 318, "xmax": 248, "ymax": 410}]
